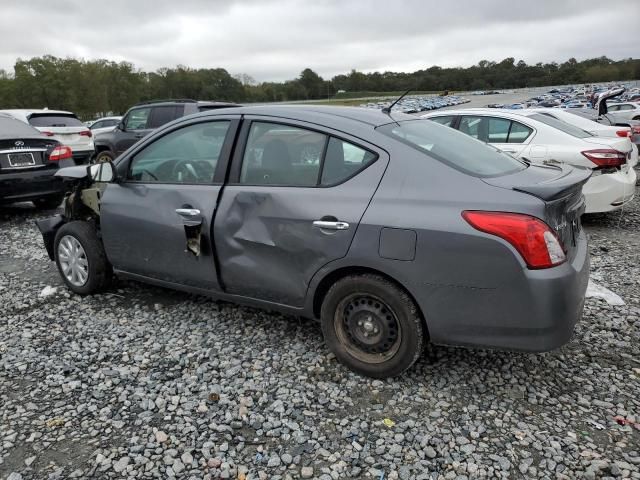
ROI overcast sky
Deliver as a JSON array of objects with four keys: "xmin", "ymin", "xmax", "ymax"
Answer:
[{"xmin": 1, "ymin": 0, "xmax": 638, "ymax": 82}]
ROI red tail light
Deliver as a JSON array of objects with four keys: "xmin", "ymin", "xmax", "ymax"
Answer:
[
  {"xmin": 581, "ymin": 149, "xmax": 626, "ymax": 168},
  {"xmin": 615, "ymin": 130, "xmax": 630, "ymax": 137},
  {"xmin": 79, "ymin": 129, "xmax": 92, "ymax": 137},
  {"xmin": 462, "ymin": 211, "xmax": 566, "ymax": 269},
  {"xmin": 41, "ymin": 131, "xmax": 55, "ymax": 137},
  {"xmin": 49, "ymin": 145, "xmax": 73, "ymax": 161}
]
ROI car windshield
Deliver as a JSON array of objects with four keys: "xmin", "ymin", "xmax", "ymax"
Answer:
[
  {"xmin": 528, "ymin": 113, "xmax": 592, "ymax": 138},
  {"xmin": 377, "ymin": 119, "xmax": 526, "ymax": 177},
  {"xmin": 28, "ymin": 114, "xmax": 83, "ymax": 127}
]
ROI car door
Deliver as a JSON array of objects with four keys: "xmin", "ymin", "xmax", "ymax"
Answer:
[
  {"xmin": 458, "ymin": 115, "xmax": 532, "ymax": 157},
  {"xmin": 213, "ymin": 118, "xmax": 388, "ymax": 307},
  {"xmin": 100, "ymin": 116, "xmax": 240, "ymax": 290},
  {"xmin": 114, "ymin": 107, "xmax": 154, "ymax": 155}
]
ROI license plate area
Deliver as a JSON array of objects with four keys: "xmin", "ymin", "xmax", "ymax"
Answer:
[{"xmin": 7, "ymin": 152, "xmax": 36, "ymax": 167}]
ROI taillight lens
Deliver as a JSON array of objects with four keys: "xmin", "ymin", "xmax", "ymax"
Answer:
[
  {"xmin": 79, "ymin": 129, "xmax": 92, "ymax": 137},
  {"xmin": 581, "ymin": 149, "xmax": 626, "ymax": 168},
  {"xmin": 462, "ymin": 211, "xmax": 566, "ymax": 269},
  {"xmin": 49, "ymin": 145, "xmax": 73, "ymax": 161},
  {"xmin": 41, "ymin": 131, "xmax": 55, "ymax": 137},
  {"xmin": 615, "ymin": 130, "xmax": 630, "ymax": 137}
]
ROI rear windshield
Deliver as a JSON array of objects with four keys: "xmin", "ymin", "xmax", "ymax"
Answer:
[
  {"xmin": 528, "ymin": 113, "xmax": 592, "ymax": 138},
  {"xmin": 377, "ymin": 120, "xmax": 526, "ymax": 177},
  {"xmin": 28, "ymin": 114, "xmax": 83, "ymax": 127}
]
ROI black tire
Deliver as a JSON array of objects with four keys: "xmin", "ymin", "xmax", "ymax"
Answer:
[
  {"xmin": 94, "ymin": 149, "xmax": 115, "ymax": 164},
  {"xmin": 321, "ymin": 274, "xmax": 425, "ymax": 378},
  {"xmin": 54, "ymin": 221, "xmax": 112, "ymax": 295},
  {"xmin": 33, "ymin": 194, "xmax": 64, "ymax": 210}
]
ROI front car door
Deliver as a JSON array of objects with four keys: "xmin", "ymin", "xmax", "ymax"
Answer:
[
  {"xmin": 114, "ymin": 107, "xmax": 154, "ymax": 155},
  {"xmin": 213, "ymin": 117, "xmax": 388, "ymax": 307},
  {"xmin": 100, "ymin": 116, "xmax": 240, "ymax": 290}
]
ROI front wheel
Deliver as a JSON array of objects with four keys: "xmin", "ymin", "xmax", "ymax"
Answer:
[
  {"xmin": 54, "ymin": 221, "xmax": 112, "ymax": 295},
  {"xmin": 321, "ymin": 274, "xmax": 425, "ymax": 378},
  {"xmin": 94, "ymin": 149, "xmax": 115, "ymax": 164}
]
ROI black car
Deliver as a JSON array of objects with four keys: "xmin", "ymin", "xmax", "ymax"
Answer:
[
  {"xmin": 93, "ymin": 99, "xmax": 238, "ymax": 163},
  {"xmin": 0, "ymin": 114, "xmax": 74, "ymax": 208}
]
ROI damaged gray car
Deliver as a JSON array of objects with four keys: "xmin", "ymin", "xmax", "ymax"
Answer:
[{"xmin": 37, "ymin": 106, "xmax": 591, "ymax": 378}]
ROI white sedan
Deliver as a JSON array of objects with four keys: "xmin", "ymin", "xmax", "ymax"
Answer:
[
  {"xmin": 0, "ymin": 109, "xmax": 94, "ymax": 164},
  {"xmin": 88, "ymin": 116, "xmax": 122, "ymax": 136},
  {"xmin": 605, "ymin": 102, "xmax": 640, "ymax": 123},
  {"xmin": 518, "ymin": 108, "xmax": 633, "ymax": 140},
  {"xmin": 422, "ymin": 108, "xmax": 637, "ymax": 213}
]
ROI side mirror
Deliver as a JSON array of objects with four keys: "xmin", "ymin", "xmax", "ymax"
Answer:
[
  {"xmin": 118, "ymin": 120, "xmax": 126, "ymax": 132},
  {"xmin": 88, "ymin": 161, "xmax": 117, "ymax": 183}
]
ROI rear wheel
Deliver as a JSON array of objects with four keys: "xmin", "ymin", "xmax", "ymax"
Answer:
[
  {"xmin": 321, "ymin": 274, "xmax": 424, "ymax": 378},
  {"xmin": 54, "ymin": 221, "xmax": 112, "ymax": 295},
  {"xmin": 34, "ymin": 194, "xmax": 64, "ymax": 210},
  {"xmin": 94, "ymin": 149, "xmax": 115, "ymax": 164}
]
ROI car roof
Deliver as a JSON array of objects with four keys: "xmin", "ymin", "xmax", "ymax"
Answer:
[
  {"xmin": 191, "ymin": 105, "xmax": 415, "ymax": 127},
  {"xmin": 0, "ymin": 109, "xmax": 75, "ymax": 116}
]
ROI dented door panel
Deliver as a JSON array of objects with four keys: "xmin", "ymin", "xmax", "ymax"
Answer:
[
  {"xmin": 214, "ymin": 158, "xmax": 388, "ymax": 307},
  {"xmin": 101, "ymin": 183, "xmax": 221, "ymax": 290}
]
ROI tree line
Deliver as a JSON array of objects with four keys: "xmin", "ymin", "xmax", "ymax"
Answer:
[{"xmin": 0, "ymin": 55, "xmax": 638, "ymax": 119}]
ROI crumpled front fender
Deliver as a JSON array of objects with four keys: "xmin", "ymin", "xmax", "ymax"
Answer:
[{"xmin": 35, "ymin": 214, "xmax": 66, "ymax": 260}]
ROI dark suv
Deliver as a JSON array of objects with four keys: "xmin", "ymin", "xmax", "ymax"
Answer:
[{"xmin": 93, "ymin": 99, "xmax": 237, "ymax": 163}]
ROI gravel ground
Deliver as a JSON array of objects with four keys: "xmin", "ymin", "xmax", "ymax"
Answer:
[{"xmin": 1, "ymin": 186, "xmax": 639, "ymax": 480}]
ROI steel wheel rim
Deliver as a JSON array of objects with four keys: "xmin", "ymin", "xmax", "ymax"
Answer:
[
  {"xmin": 57, "ymin": 235, "xmax": 89, "ymax": 287},
  {"xmin": 334, "ymin": 293, "xmax": 402, "ymax": 364}
]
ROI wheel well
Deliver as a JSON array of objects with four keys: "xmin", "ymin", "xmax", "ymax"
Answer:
[
  {"xmin": 633, "ymin": 116, "xmax": 640, "ymax": 121},
  {"xmin": 94, "ymin": 145, "xmax": 111, "ymax": 153},
  {"xmin": 312, "ymin": 266, "xmax": 429, "ymax": 337}
]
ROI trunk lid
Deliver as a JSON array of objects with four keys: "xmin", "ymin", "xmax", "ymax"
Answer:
[
  {"xmin": 0, "ymin": 138, "xmax": 57, "ymax": 173},
  {"xmin": 483, "ymin": 163, "xmax": 591, "ymax": 257}
]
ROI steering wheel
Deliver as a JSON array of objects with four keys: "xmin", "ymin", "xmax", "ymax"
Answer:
[{"xmin": 171, "ymin": 159, "xmax": 211, "ymax": 183}]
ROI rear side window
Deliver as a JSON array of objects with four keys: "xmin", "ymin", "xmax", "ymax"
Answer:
[
  {"xmin": 378, "ymin": 120, "xmax": 526, "ymax": 178},
  {"xmin": 459, "ymin": 116, "xmax": 531, "ymax": 143},
  {"xmin": 147, "ymin": 106, "xmax": 182, "ymax": 129},
  {"xmin": 240, "ymin": 121, "xmax": 376, "ymax": 186},
  {"xmin": 528, "ymin": 113, "xmax": 592, "ymax": 138},
  {"xmin": 28, "ymin": 114, "xmax": 83, "ymax": 127},
  {"xmin": 618, "ymin": 104, "xmax": 634, "ymax": 111},
  {"xmin": 428, "ymin": 116, "xmax": 454, "ymax": 127}
]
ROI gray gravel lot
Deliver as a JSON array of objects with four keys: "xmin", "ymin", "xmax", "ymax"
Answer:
[{"xmin": 1, "ymin": 187, "xmax": 639, "ymax": 480}]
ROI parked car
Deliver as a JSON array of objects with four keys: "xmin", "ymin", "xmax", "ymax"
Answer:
[
  {"xmin": 92, "ymin": 99, "xmax": 238, "ymax": 163},
  {"xmin": 604, "ymin": 102, "xmax": 640, "ymax": 123},
  {"xmin": 0, "ymin": 114, "xmax": 74, "ymax": 208},
  {"xmin": 89, "ymin": 116, "xmax": 122, "ymax": 136},
  {"xmin": 422, "ymin": 108, "xmax": 637, "ymax": 213},
  {"xmin": 568, "ymin": 109, "xmax": 640, "ymax": 147},
  {"xmin": 0, "ymin": 109, "xmax": 94, "ymax": 164},
  {"xmin": 37, "ymin": 106, "xmax": 591, "ymax": 378}
]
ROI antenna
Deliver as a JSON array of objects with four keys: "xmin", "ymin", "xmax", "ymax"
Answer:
[{"xmin": 381, "ymin": 89, "xmax": 413, "ymax": 114}]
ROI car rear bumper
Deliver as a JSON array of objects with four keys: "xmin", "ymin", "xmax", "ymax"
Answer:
[
  {"xmin": 582, "ymin": 167, "xmax": 636, "ymax": 213},
  {"xmin": 0, "ymin": 166, "xmax": 67, "ymax": 203},
  {"xmin": 72, "ymin": 149, "xmax": 94, "ymax": 164},
  {"xmin": 423, "ymin": 229, "xmax": 589, "ymax": 352}
]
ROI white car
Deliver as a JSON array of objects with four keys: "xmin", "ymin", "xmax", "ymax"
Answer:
[
  {"xmin": 422, "ymin": 108, "xmax": 637, "ymax": 213},
  {"xmin": 0, "ymin": 109, "xmax": 94, "ymax": 164},
  {"xmin": 513, "ymin": 108, "xmax": 633, "ymax": 140},
  {"xmin": 88, "ymin": 116, "xmax": 122, "ymax": 136},
  {"xmin": 605, "ymin": 102, "xmax": 640, "ymax": 123}
]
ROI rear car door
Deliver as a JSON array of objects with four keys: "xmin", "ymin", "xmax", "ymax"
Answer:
[
  {"xmin": 100, "ymin": 116, "xmax": 240, "ymax": 290},
  {"xmin": 115, "ymin": 107, "xmax": 154, "ymax": 155},
  {"xmin": 213, "ymin": 118, "xmax": 388, "ymax": 307}
]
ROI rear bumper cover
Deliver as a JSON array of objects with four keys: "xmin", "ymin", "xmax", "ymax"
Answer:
[
  {"xmin": 0, "ymin": 166, "xmax": 68, "ymax": 203},
  {"xmin": 582, "ymin": 167, "xmax": 636, "ymax": 213},
  {"xmin": 423, "ymin": 229, "xmax": 590, "ymax": 352}
]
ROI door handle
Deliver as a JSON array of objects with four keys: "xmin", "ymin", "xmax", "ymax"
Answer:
[
  {"xmin": 313, "ymin": 220, "xmax": 350, "ymax": 230},
  {"xmin": 176, "ymin": 208, "xmax": 201, "ymax": 217}
]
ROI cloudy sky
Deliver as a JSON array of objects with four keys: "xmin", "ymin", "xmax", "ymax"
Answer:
[{"xmin": 1, "ymin": 0, "xmax": 638, "ymax": 81}]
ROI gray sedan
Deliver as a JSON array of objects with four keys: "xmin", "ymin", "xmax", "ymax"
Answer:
[{"xmin": 37, "ymin": 106, "xmax": 591, "ymax": 378}]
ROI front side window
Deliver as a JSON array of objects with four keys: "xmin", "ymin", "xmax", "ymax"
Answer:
[
  {"xmin": 129, "ymin": 121, "xmax": 230, "ymax": 183},
  {"xmin": 618, "ymin": 104, "xmax": 634, "ymax": 111},
  {"xmin": 378, "ymin": 120, "xmax": 526, "ymax": 177},
  {"xmin": 125, "ymin": 108, "xmax": 151, "ymax": 130}
]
